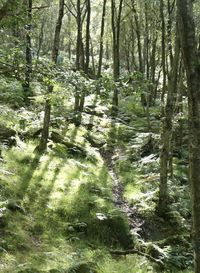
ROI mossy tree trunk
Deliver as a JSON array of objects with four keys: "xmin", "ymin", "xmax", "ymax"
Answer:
[{"xmin": 177, "ymin": 0, "xmax": 200, "ymax": 271}]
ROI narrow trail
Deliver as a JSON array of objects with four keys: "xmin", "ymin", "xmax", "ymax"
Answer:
[{"xmin": 100, "ymin": 147, "xmax": 147, "ymax": 239}]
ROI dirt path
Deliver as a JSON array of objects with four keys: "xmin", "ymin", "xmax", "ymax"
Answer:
[{"xmin": 100, "ymin": 147, "xmax": 147, "ymax": 239}]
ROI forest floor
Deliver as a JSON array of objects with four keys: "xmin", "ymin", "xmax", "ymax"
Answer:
[{"xmin": 0, "ymin": 94, "xmax": 193, "ymax": 273}]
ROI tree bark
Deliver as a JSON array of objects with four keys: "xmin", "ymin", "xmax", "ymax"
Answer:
[
  {"xmin": 131, "ymin": 0, "xmax": 143, "ymax": 73},
  {"xmin": 85, "ymin": 0, "xmax": 91, "ymax": 74},
  {"xmin": 177, "ymin": 0, "xmax": 200, "ymax": 272},
  {"xmin": 23, "ymin": 0, "xmax": 33, "ymax": 103},
  {"xmin": 111, "ymin": 0, "xmax": 124, "ymax": 113},
  {"xmin": 160, "ymin": 0, "xmax": 167, "ymax": 103},
  {"xmin": 76, "ymin": 0, "xmax": 85, "ymax": 70},
  {"xmin": 37, "ymin": 18, "xmax": 45, "ymax": 60},
  {"xmin": 97, "ymin": 0, "xmax": 107, "ymax": 78}
]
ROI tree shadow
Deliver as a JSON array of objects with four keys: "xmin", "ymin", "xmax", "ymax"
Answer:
[
  {"xmin": 29, "ymin": 159, "xmax": 66, "ymax": 210},
  {"xmin": 15, "ymin": 152, "xmax": 43, "ymax": 200}
]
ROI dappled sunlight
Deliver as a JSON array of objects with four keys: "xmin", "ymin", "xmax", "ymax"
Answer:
[{"xmin": 0, "ymin": 0, "xmax": 196, "ymax": 270}]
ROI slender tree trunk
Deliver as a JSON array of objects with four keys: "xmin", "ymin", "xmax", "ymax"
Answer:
[
  {"xmin": 149, "ymin": 36, "xmax": 157, "ymax": 105},
  {"xmin": 160, "ymin": 0, "xmax": 167, "ymax": 103},
  {"xmin": 175, "ymin": 64, "xmax": 184, "ymax": 150},
  {"xmin": 157, "ymin": 27, "xmax": 180, "ymax": 216},
  {"xmin": 97, "ymin": 0, "xmax": 107, "ymax": 78},
  {"xmin": 23, "ymin": 0, "xmax": 33, "ymax": 103},
  {"xmin": 37, "ymin": 18, "xmax": 45, "ymax": 60},
  {"xmin": 38, "ymin": 0, "xmax": 64, "ymax": 152},
  {"xmin": 143, "ymin": 1, "xmax": 149, "ymax": 79},
  {"xmin": 111, "ymin": 0, "xmax": 123, "ymax": 113},
  {"xmin": 131, "ymin": 0, "xmax": 143, "ymax": 73},
  {"xmin": 90, "ymin": 36, "xmax": 96, "ymax": 75},
  {"xmin": 177, "ymin": 0, "xmax": 200, "ymax": 271},
  {"xmin": 167, "ymin": 0, "xmax": 175, "ymax": 67},
  {"xmin": 67, "ymin": 11, "xmax": 72, "ymax": 60},
  {"xmin": 85, "ymin": 0, "xmax": 91, "ymax": 74},
  {"xmin": 76, "ymin": 0, "xmax": 84, "ymax": 70}
]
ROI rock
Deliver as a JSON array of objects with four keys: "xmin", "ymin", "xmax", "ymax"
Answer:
[
  {"xmin": 140, "ymin": 134, "xmax": 159, "ymax": 157},
  {"xmin": 85, "ymin": 133, "xmax": 106, "ymax": 148},
  {"xmin": 50, "ymin": 131, "xmax": 87, "ymax": 158},
  {"xmin": 84, "ymin": 105, "xmax": 108, "ymax": 117},
  {"xmin": 73, "ymin": 222, "xmax": 88, "ymax": 233},
  {"xmin": 0, "ymin": 123, "xmax": 16, "ymax": 146},
  {"xmin": 7, "ymin": 200, "xmax": 24, "ymax": 213}
]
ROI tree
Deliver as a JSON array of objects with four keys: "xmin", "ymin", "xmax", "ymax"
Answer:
[
  {"xmin": 38, "ymin": 0, "xmax": 65, "ymax": 152},
  {"xmin": 157, "ymin": 26, "xmax": 180, "ymax": 216},
  {"xmin": 111, "ymin": 0, "xmax": 124, "ymax": 113},
  {"xmin": 22, "ymin": 0, "xmax": 33, "ymax": 103},
  {"xmin": 85, "ymin": 0, "xmax": 91, "ymax": 74},
  {"xmin": 97, "ymin": 0, "xmax": 107, "ymax": 78},
  {"xmin": 177, "ymin": 0, "xmax": 200, "ymax": 271}
]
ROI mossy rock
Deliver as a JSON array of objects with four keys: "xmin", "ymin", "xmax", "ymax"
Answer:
[
  {"xmin": 50, "ymin": 131, "xmax": 87, "ymax": 158},
  {"xmin": 0, "ymin": 123, "xmax": 16, "ymax": 146},
  {"xmin": 67, "ymin": 262, "xmax": 97, "ymax": 273},
  {"xmin": 85, "ymin": 133, "xmax": 106, "ymax": 148},
  {"xmin": 106, "ymin": 214, "xmax": 133, "ymax": 248},
  {"xmin": 140, "ymin": 134, "xmax": 159, "ymax": 157},
  {"xmin": 7, "ymin": 200, "xmax": 24, "ymax": 213}
]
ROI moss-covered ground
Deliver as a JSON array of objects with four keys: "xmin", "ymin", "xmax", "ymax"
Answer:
[{"xmin": 0, "ymin": 88, "xmax": 193, "ymax": 273}]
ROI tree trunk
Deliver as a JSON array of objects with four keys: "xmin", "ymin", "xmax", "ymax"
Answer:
[
  {"xmin": 76, "ymin": 0, "xmax": 84, "ymax": 71},
  {"xmin": 37, "ymin": 18, "xmax": 45, "ymax": 60},
  {"xmin": 131, "ymin": 0, "xmax": 143, "ymax": 73},
  {"xmin": 38, "ymin": 0, "xmax": 64, "ymax": 152},
  {"xmin": 157, "ymin": 27, "xmax": 180, "ymax": 216},
  {"xmin": 177, "ymin": 0, "xmax": 200, "ymax": 271},
  {"xmin": 111, "ymin": 0, "xmax": 123, "ymax": 114},
  {"xmin": 85, "ymin": 0, "xmax": 91, "ymax": 74},
  {"xmin": 23, "ymin": 0, "xmax": 33, "ymax": 103},
  {"xmin": 97, "ymin": 0, "xmax": 107, "ymax": 78},
  {"xmin": 160, "ymin": 0, "xmax": 167, "ymax": 103}
]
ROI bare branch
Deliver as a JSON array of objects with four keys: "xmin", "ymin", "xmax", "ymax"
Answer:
[
  {"xmin": 32, "ymin": 5, "xmax": 49, "ymax": 10},
  {"xmin": 65, "ymin": 2, "xmax": 77, "ymax": 18}
]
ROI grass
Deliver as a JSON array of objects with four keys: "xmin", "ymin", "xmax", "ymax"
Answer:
[
  {"xmin": 0, "ymin": 129, "xmax": 138, "ymax": 272},
  {"xmin": 0, "ymin": 93, "xmax": 193, "ymax": 273}
]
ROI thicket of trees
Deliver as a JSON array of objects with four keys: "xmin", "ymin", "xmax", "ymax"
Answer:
[{"xmin": 1, "ymin": 0, "xmax": 200, "ymax": 272}]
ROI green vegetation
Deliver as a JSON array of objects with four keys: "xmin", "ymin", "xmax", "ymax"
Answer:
[
  {"xmin": 0, "ymin": 0, "xmax": 199, "ymax": 272},
  {"xmin": 0, "ymin": 90, "xmax": 192, "ymax": 272}
]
